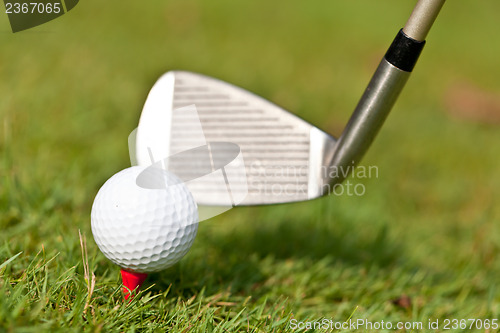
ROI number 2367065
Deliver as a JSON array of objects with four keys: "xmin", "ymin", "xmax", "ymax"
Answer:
[{"xmin": 5, "ymin": 2, "xmax": 62, "ymax": 14}]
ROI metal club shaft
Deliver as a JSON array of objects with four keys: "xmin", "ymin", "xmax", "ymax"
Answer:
[{"xmin": 329, "ymin": 0, "xmax": 446, "ymax": 185}]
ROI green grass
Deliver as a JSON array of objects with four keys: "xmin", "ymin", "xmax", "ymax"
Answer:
[{"xmin": 1, "ymin": 0, "xmax": 500, "ymax": 331}]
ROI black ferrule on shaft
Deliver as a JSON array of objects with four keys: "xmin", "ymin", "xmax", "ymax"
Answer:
[{"xmin": 384, "ymin": 29, "xmax": 426, "ymax": 72}]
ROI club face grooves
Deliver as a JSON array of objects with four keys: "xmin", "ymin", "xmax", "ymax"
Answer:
[{"xmin": 164, "ymin": 71, "xmax": 338, "ymax": 205}]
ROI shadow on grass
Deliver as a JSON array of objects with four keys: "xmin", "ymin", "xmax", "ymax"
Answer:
[{"xmin": 147, "ymin": 199, "xmax": 406, "ymax": 298}]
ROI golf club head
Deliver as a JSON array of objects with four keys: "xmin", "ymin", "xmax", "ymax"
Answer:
[
  {"xmin": 135, "ymin": 71, "xmax": 337, "ymax": 205},
  {"xmin": 134, "ymin": 0, "xmax": 444, "ymax": 207}
]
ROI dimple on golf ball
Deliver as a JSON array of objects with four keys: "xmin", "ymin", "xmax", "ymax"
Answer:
[{"xmin": 91, "ymin": 166, "xmax": 198, "ymax": 273}]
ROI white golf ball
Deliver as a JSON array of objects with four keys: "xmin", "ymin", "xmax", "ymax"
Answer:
[{"xmin": 91, "ymin": 166, "xmax": 198, "ymax": 273}]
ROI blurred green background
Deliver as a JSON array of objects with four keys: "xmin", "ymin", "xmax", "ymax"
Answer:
[{"xmin": 1, "ymin": 0, "xmax": 499, "ymax": 331}]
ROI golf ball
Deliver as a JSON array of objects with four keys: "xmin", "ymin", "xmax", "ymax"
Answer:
[{"xmin": 91, "ymin": 166, "xmax": 198, "ymax": 273}]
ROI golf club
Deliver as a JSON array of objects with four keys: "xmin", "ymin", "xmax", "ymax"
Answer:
[{"xmin": 135, "ymin": 0, "xmax": 446, "ymax": 205}]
